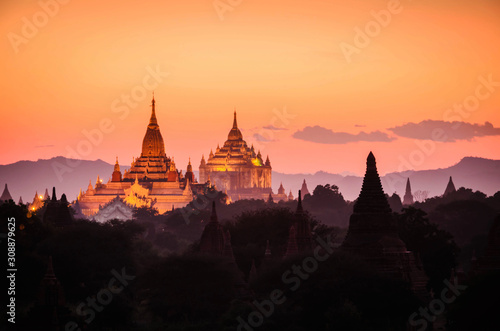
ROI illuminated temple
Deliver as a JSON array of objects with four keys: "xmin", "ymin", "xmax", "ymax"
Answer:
[
  {"xmin": 76, "ymin": 96, "xmax": 196, "ymax": 217},
  {"xmin": 199, "ymin": 112, "xmax": 272, "ymax": 201}
]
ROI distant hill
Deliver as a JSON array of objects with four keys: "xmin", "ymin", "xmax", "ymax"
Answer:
[
  {"xmin": 1, "ymin": 156, "xmax": 499, "ymax": 204},
  {"xmin": 275, "ymin": 157, "xmax": 500, "ymax": 201},
  {"xmin": 0, "ymin": 157, "xmax": 130, "ymax": 204}
]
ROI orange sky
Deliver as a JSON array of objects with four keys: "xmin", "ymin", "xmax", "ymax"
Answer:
[{"xmin": 1, "ymin": 0, "xmax": 499, "ymax": 176}]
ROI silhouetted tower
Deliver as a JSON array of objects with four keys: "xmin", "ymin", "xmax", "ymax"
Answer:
[
  {"xmin": 402, "ymin": 178, "xmax": 414, "ymax": 205},
  {"xmin": 43, "ymin": 188, "xmax": 74, "ymax": 227},
  {"xmin": 301, "ymin": 179, "xmax": 310, "ymax": 196},
  {"xmin": 443, "ymin": 176, "xmax": 457, "ymax": 196},
  {"xmin": 199, "ymin": 201, "xmax": 225, "ymax": 255},
  {"xmin": 342, "ymin": 152, "xmax": 428, "ymax": 299},
  {"xmin": 0, "ymin": 183, "xmax": 13, "ymax": 203},
  {"xmin": 295, "ymin": 190, "xmax": 313, "ymax": 252},
  {"xmin": 26, "ymin": 256, "xmax": 70, "ymax": 330}
]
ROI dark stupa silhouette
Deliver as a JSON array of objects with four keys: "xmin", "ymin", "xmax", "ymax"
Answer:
[
  {"xmin": 0, "ymin": 183, "xmax": 13, "ymax": 203},
  {"xmin": 402, "ymin": 178, "xmax": 414, "ymax": 205},
  {"xmin": 342, "ymin": 152, "xmax": 428, "ymax": 299},
  {"xmin": 42, "ymin": 187, "xmax": 74, "ymax": 227},
  {"xmin": 443, "ymin": 176, "xmax": 457, "ymax": 196},
  {"xmin": 25, "ymin": 256, "xmax": 71, "ymax": 330},
  {"xmin": 199, "ymin": 201, "xmax": 226, "ymax": 255},
  {"xmin": 284, "ymin": 190, "xmax": 313, "ymax": 258},
  {"xmin": 198, "ymin": 201, "xmax": 252, "ymax": 299}
]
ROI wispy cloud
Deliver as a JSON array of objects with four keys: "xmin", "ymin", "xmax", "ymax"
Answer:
[
  {"xmin": 253, "ymin": 133, "xmax": 276, "ymax": 142},
  {"xmin": 293, "ymin": 126, "xmax": 395, "ymax": 144},
  {"xmin": 388, "ymin": 120, "xmax": 500, "ymax": 141},
  {"xmin": 263, "ymin": 125, "xmax": 287, "ymax": 131}
]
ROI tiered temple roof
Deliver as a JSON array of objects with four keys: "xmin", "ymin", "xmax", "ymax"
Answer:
[
  {"xmin": 342, "ymin": 152, "xmax": 428, "ymax": 299},
  {"xmin": 199, "ymin": 111, "xmax": 272, "ymax": 201},
  {"xmin": 402, "ymin": 178, "xmax": 414, "ymax": 205}
]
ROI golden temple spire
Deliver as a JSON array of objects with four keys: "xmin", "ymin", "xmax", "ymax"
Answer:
[
  {"xmin": 114, "ymin": 157, "xmax": 120, "ymax": 172},
  {"xmin": 233, "ymin": 110, "xmax": 238, "ymax": 129},
  {"xmin": 148, "ymin": 93, "xmax": 158, "ymax": 128}
]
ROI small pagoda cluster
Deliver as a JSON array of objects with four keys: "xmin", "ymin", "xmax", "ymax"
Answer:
[{"xmin": 42, "ymin": 187, "xmax": 74, "ymax": 227}]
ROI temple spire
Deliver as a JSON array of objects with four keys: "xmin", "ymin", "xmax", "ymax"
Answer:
[
  {"xmin": 296, "ymin": 190, "xmax": 303, "ymax": 214},
  {"xmin": 353, "ymin": 152, "xmax": 391, "ymax": 214},
  {"xmin": 148, "ymin": 94, "xmax": 158, "ymax": 128},
  {"xmin": 233, "ymin": 110, "xmax": 238, "ymax": 128},
  {"xmin": 444, "ymin": 176, "xmax": 456, "ymax": 196},
  {"xmin": 403, "ymin": 178, "xmax": 414, "ymax": 205}
]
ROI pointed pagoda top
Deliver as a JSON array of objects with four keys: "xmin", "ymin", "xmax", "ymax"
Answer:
[
  {"xmin": 403, "ymin": 177, "xmax": 414, "ymax": 205},
  {"xmin": 199, "ymin": 201, "xmax": 225, "ymax": 255},
  {"xmin": 296, "ymin": 190, "xmax": 303, "ymax": 214},
  {"xmin": 0, "ymin": 183, "xmax": 13, "ymax": 202},
  {"xmin": 44, "ymin": 188, "xmax": 50, "ymax": 200},
  {"xmin": 406, "ymin": 178, "xmax": 411, "ymax": 192},
  {"xmin": 148, "ymin": 93, "xmax": 158, "ymax": 128},
  {"xmin": 227, "ymin": 110, "xmax": 243, "ymax": 141},
  {"xmin": 51, "ymin": 187, "xmax": 57, "ymax": 202},
  {"xmin": 278, "ymin": 182, "xmax": 285, "ymax": 194},
  {"xmin": 114, "ymin": 156, "xmax": 120, "ymax": 172},
  {"xmin": 353, "ymin": 152, "xmax": 392, "ymax": 214},
  {"xmin": 300, "ymin": 179, "xmax": 310, "ymax": 196},
  {"xmin": 444, "ymin": 176, "xmax": 456, "ymax": 196},
  {"xmin": 18, "ymin": 196, "xmax": 23, "ymax": 205}
]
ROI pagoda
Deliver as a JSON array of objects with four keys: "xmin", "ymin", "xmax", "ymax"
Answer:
[
  {"xmin": 443, "ymin": 176, "xmax": 457, "ymax": 196},
  {"xmin": 402, "ymin": 178, "xmax": 414, "ymax": 205},
  {"xmin": 199, "ymin": 111, "xmax": 272, "ymax": 201},
  {"xmin": 77, "ymin": 95, "xmax": 195, "ymax": 216},
  {"xmin": 342, "ymin": 152, "xmax": 428, "ymax": 298},
  {"xmin": 0, "ymin": 183, "xmax": 13, "ymax": 204}
]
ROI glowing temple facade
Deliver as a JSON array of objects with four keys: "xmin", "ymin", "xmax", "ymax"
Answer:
[
  {"xmin": 76, "ymin": 96, "xmax": 195, "ymax": 216},
  {"xmin": 199, "ymin": 112, "xmax": 272, "ymax": 201}
]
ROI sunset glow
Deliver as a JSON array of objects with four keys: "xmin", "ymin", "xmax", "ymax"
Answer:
[{"xmin": 1, "ymin": 0, "xmax": 499, "ymax": 176}]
